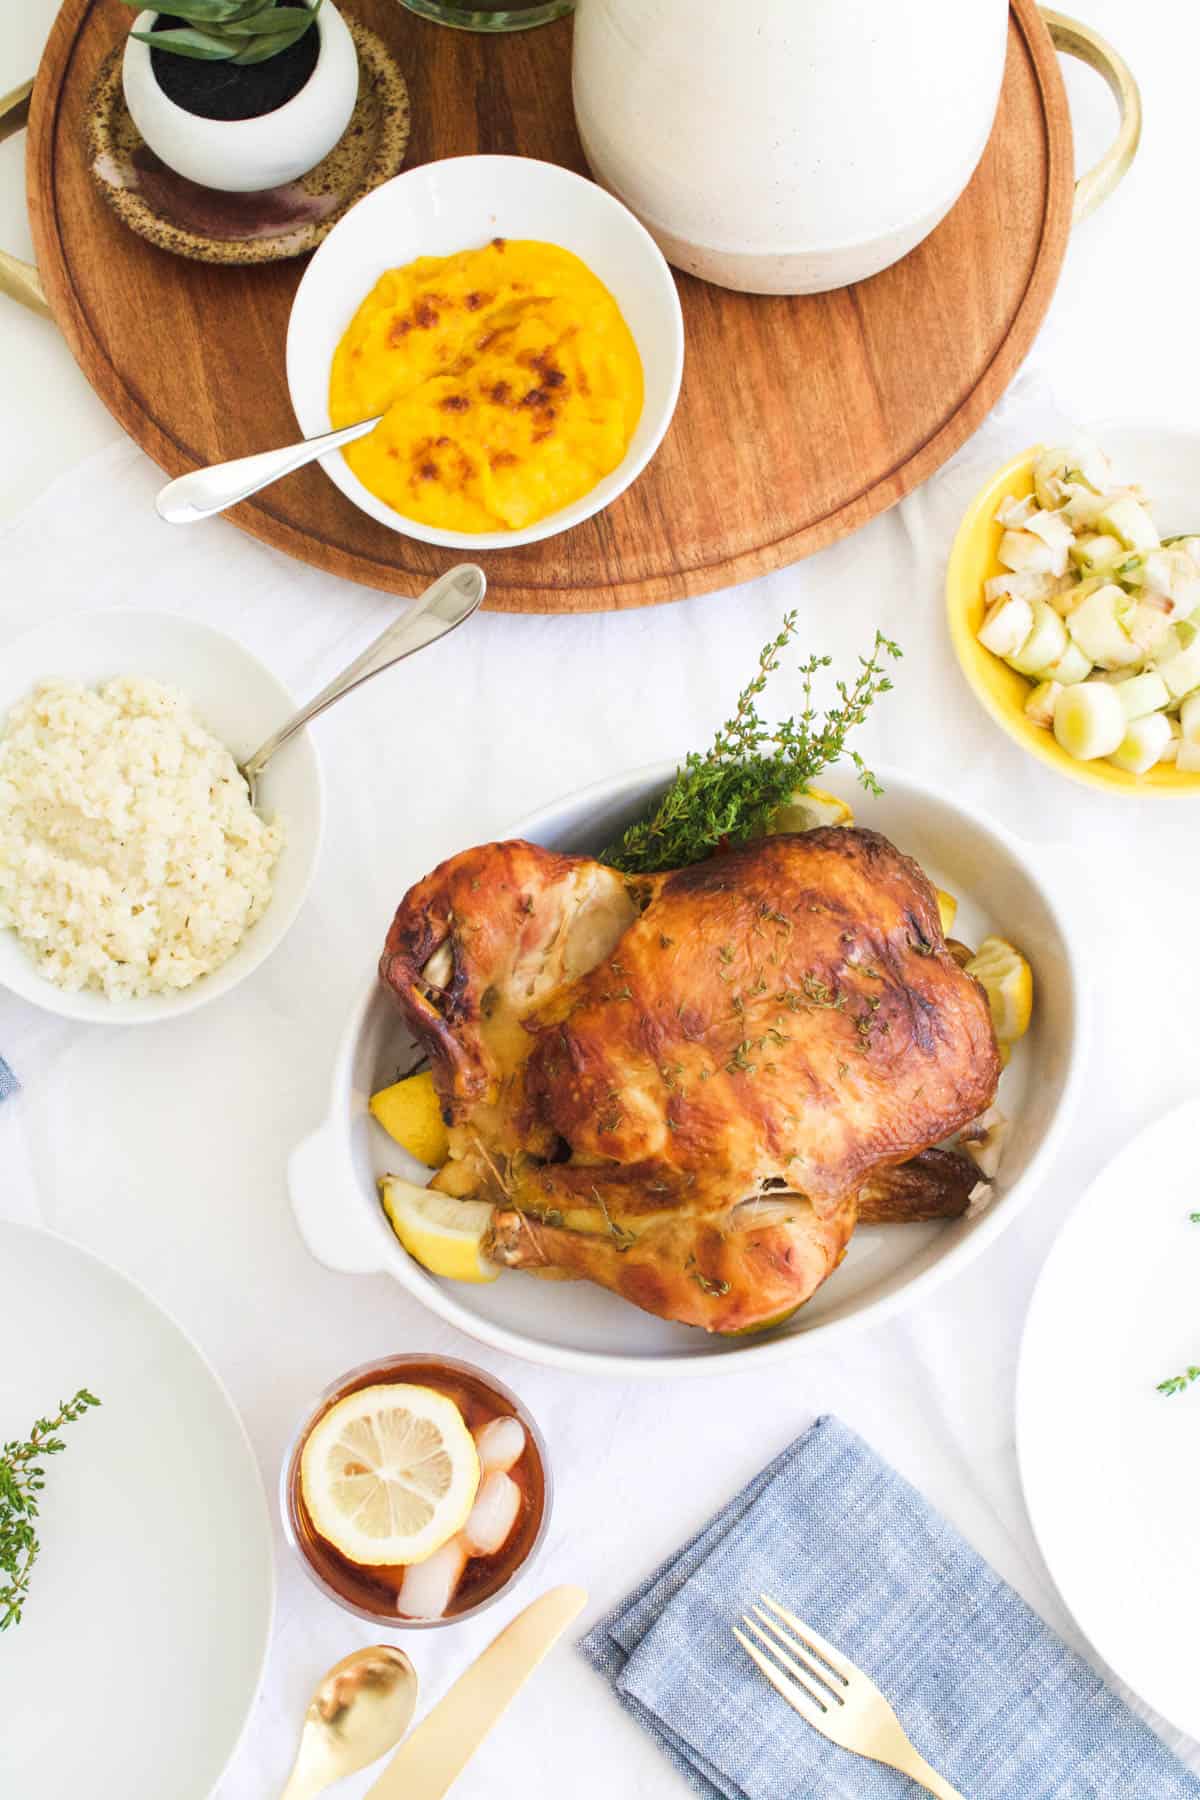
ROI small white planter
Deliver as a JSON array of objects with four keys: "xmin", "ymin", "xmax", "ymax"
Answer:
[{"xmin": 122, "ymin": 2, "xmax": 359, "ymax": 194}]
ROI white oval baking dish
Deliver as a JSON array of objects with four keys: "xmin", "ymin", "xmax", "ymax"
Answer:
[{"xmin": 289, "ymin": 760, "xmax": 1083, "ymax": 1378}]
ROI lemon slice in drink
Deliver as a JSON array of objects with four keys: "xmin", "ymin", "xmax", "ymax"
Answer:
[
  {"xmin": 381, "ymin": 1178, "xmax": 499, "ymax": 1285},
  {"xmin": 965, "ymin": 936, "xmax": 1034, "ymax": 1044},
  {"xmin": 301, "ymin": 1383, "xmax": 479, "ymax": 1567}
]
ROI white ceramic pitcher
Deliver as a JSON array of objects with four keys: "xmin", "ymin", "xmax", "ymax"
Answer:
[{"xmin": 572, "ymin": 0, "xmax": 1009, "ymax": 294}]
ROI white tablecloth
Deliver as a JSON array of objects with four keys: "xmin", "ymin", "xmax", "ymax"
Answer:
[
  {"xmin": 4, "ymin": 3, "xmax": 1200, "ymax": 1792},
  {"xmin": 5, "ymin": 387, "xmax": 1200, "ymax": 1796}
]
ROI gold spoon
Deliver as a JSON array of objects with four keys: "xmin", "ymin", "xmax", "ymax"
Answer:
[{"xmin": 279, "ymin": 1645, "xmax": 419, "ymax": 1800}]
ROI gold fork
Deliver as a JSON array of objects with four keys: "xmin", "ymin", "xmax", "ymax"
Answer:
[{"xmin": 734, "ymin": 1595, "xmax": 965, "ymax": 1800}]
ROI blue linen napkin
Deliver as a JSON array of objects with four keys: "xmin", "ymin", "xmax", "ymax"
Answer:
[
  {"xmin": 581, "ymin": 1416, "xmax": 1200, "ymax": 1799},
  {"xmin": 0, "ymin": 1056, "xmax": 17, "ymax": 1102}
]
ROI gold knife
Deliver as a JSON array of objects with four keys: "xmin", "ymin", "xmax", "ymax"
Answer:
[{"xmin": 364, "ymin": 1585, "xmax": 588, "ymax": 1799}]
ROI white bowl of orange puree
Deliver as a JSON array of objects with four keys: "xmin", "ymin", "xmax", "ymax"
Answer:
[{"xmin": 286, "ymin": 154, "xmax": 685, "ymax": 549}]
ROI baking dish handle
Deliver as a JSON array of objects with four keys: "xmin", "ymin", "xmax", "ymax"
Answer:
[
  {"xmin": 1042, "ymin": 8, "xmax": 1142, "ymax": 225},
  {"xmin": 0, "ymin": 79, "xmax": 50, "ymax": 317},
  {"xmin": 288, "ymin": 1121, "xmax": 388, "ymax": 1276}
]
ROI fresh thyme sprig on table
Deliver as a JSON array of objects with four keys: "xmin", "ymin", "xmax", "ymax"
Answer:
[
  {"xmin": 1, "ymin": 1388, "xmax": 100, "ymax": 1631},
  {"xmin": 603, "ymin": 616, "xmax": 901, "ymax": 875},
  {"xmin": 1157, "ymin": 1367, "xmax": 1200, "ymax": 1398},
  {"xmin": 1155, "ymin": 1214, "xmax": 1200, "ymax": 1395}
]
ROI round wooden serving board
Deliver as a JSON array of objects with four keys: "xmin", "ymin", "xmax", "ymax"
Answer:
[{"xmin": 27, "ymin": 0, "xmax": 1073, "ymax": 614}]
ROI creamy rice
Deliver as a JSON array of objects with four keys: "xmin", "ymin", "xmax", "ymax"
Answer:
[{"xmin": 0, "ymin": 677, "xmax": 283, "ymax": 999}]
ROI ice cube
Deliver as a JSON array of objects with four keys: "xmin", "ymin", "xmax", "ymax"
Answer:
[
  {"xmin": 474, "ymin": 1415, "xmax": 526, "ymax": 1475},
  {"xmin": 396, "ymin": 1538, "xmax": 467, "ymax": 1620},
  {"xmin": 462, "ymin": 1471, "xmax": 521, "ymax": 1556}
]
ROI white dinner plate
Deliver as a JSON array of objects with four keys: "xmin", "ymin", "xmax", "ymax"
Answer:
[
  {"xmin": 1017, "ymin": 1099, "xmax": 1200, "ymax": 1740},
  {"xmin": 0, "ymin": 1223, "xmax": 274, "ymax": 1800}
]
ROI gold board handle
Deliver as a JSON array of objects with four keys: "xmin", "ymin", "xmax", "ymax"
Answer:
[
  {"xmin": 0, "ymin": 79, "xmax": 49, "ymax": 317},
  {"xmin": 1042, "ymin": 7, "xmax": 1142, "ymax": 225},
  {"xmin": 0, "ymin": 12, "xmax": 1143, "ymax": 319}
]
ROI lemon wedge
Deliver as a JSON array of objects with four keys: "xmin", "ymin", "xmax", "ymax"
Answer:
[
  {"xmin": 370, "ymin": 1070, "xmax": 449, "ymax": 1168},
  {"xmin": 966, "ymin": 936, "xmax": 1033, "ymax": 1044},
  {"xmin": 767, "ymin": 785, "xmax": 854, "ymax": 833},
  {"xmin": 717, "ymin": 1304, "xmax": 802, "ymax": 1337},
  {"xmin": 381, "ymin": 1177, "xmax": 499, "ymax": 1285},
  {"xmin": 300, "ymin": 1382, "xmax": 479, "ymax": 1567},
  {"xmin": 935, "ymin": 889, "xmax": 958, "ymax": 936}
]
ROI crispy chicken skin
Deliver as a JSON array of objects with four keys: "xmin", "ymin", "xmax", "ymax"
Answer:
[
  {"xmin": 485, "ymin": 1193, "xmax": 854, "ymax": 1334},
  {"xmin": 379, "ymin": 830, "xmax": 1001, "ymax": 1333},
  {"xmin": 379, "ymin": 839, "xmax": 636, "ymax": 1159}
]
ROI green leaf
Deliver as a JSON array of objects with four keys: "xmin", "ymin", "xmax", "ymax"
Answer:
[
  {"xmin": 231, "ymin": 24, "xmax": 310, "ymax": 59},
  {"xmin": 146, "ymin": 0, "xmax": 256, "ymax": 18},
  {"xmin": 0, "ymin": 1390, "xmax": 99, "ymax": 1633},
  {"xmin": 128, "ymin": 0, "xmax": 318, "ymax": 58},
  {"xmin": 1157, "ymin": 1365, "xmax": 1200, "ymax": 1396},
  {"xmin": 603, "ymin": 623, "xmax": 902, "ymax": 875},
  {"xmin": 218, "ymin": 6, "xmax": 316, "ymax": 33},
  {"xmin": 130, "ymin": 25, "xmax": 236, "ymax": 58}
]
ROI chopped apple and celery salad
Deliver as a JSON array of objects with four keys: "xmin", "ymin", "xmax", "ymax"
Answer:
[{"xmin": 978, "ymin": 442, "xmax": 1200, "ymax": 772}]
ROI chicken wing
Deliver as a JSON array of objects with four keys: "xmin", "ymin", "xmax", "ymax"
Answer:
[
  {"xmin": 378, "ymin": 838, "xmax": 638, "ymax": 1186},
  {"xmin": 855, "ymin": 1146, "xmax": 982, "ymax": 1224}
]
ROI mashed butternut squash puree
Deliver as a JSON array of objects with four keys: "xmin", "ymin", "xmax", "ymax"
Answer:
[{"xmin": 329, "ymin": 239, "xmax": 644, "ymax": 533}]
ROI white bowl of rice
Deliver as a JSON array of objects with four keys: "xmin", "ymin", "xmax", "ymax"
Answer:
[{"xmin": 0, "ymin": 610, "xmax": 324, "ymax": 1023}]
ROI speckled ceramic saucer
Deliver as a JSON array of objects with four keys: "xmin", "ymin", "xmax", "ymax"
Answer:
[{"xmin": 85, "ymin": 17, "xmax": 409, "ymax": 265}]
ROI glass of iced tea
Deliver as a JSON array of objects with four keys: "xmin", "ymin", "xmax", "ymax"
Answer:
[{"xmin": 281, "ymin": 1353, "xmax": 550, "ymax": 1628}]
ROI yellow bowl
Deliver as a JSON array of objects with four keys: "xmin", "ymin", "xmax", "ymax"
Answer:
[{"xmin": 946, "ymin": 446, "xmax": 1200, "ymax": 796}]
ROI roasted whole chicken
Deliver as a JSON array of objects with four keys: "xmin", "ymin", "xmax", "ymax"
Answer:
[{"xmin": 379, "ymin": 829, "xmax": 1001, "ymax": 1334}]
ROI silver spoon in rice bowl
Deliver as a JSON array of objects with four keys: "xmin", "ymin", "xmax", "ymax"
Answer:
[{"xmin": 239, "ymin": 562, "xmax": 485, "ymax": 807}]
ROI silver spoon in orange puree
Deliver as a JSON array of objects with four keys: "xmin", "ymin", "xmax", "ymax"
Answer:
[{"xmin": 156, "ymin": 413, "xmax": 383, "ymax": 525}]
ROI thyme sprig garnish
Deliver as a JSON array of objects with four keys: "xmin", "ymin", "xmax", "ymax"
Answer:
[
  {"xmin": 685, "ymin": 1252, "xmax": 731, "ymax": 1298},
  {"xmin": 1, "ymin": 1389, "xmax": 100, "ymax": 1631},
  {"xmin": 1156, "ymin": 1214, "xmax": 1200, "ymax": 1394},
  {"xmin": 604, "ymin": 617, "xmax": 901, "ymax": 875},
  {"xmin": 590, "ymin": 1187, "xmax": 636, "ymax": 1251},
  {"xmin": 1157, "ymin": 1367, "xmax": 1200, "ymax": 1398},
  {"xmin": 692, "ymin": 1271, "xmax": 731, "ymax": 1298}
]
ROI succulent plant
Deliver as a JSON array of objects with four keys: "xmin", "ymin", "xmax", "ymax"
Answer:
[{"xmin": 122, "ymin": 0, "xmax": 322, "ymax": 64}]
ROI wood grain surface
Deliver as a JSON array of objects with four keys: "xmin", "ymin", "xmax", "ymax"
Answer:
[{"xmin": 26, "ymin": 0, "xmax": 1074, "ymax": 614}]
